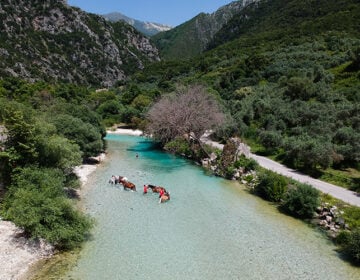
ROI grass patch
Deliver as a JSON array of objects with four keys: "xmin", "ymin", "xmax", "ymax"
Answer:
[{"xmin": 318, "ymin": 167, "xmax": 360, "ymax": 190}]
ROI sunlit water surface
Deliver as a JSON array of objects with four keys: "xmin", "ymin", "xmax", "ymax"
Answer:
[{"xmin": 63, "ymin": 134, "xmax": 360, "ymax": 280}]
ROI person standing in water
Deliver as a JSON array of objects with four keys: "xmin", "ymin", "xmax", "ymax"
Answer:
[
  {"xmin": 159, "ymin": 188, "xmax": 164, "ymax": 198},
  {"xmin": 136, "ymin": 153, "xmax": 139, "ymax": 158},
  {"xmin": 143, "ymin": 185, "xmax": 148, "ymax": 194}
]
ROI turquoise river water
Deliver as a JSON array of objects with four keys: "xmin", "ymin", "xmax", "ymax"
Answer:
[{"xmin": 63, "ymin": 134, "xmax": 360, "ymax": 280}]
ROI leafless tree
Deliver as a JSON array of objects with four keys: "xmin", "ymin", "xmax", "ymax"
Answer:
[{"xmin": 146, "ymin": 85, "xmax": 226, "ymax": 144}]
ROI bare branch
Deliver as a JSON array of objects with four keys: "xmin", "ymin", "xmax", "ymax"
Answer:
[{"xmin": 146, "ymin": 85, "xmax": 225, "ymax": 144}]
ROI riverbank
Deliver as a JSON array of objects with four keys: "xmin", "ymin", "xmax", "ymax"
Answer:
[
  {"xmin": 0, "ymin": 221, "xmax": 53, "ymax": 280},
  {"xmin": 200, "ymin": 133, "xmax": 360, "ymax": 207},
  {"xmin": 50, "ymin": 133, "xmax": 360, "ymax": 279},
  {"xmin": 74, "ymin": 153, "xmax": 106, "ymax": 188},
  {"xmin": 0, "ymin": 128, "xmax": 143, "ymax": 280},
  {"xmin": 106, "ymin": 127, "xmax": 143, "ymax": 136},
  {"xmin": 0, "ymin": 151, "xmax": 110, "ymax": 280}
]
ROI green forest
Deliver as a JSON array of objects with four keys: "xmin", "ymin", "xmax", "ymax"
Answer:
[
  {"xmin": 0, "ymin": 0, "xmax": 359, "ymax": 262},
  {"xmin": 145, "ymin": 0, "xmax": 360, "ymax": 190}
]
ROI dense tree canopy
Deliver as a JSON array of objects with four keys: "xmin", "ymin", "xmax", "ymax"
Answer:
[{"xmin": 0, "ymin": 79, "xmax": 106, "ymax": 249}]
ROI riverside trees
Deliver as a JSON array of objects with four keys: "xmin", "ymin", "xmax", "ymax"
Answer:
[
  {"xmin": 0, "ymin": 79, "xmax": 106, "ymax": 250},
  {"xmin": 146, "ymin": 85, "xmax": 226, "ymax": 145}
]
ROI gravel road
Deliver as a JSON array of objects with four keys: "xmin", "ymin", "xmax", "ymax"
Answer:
[{"xmin": 201, "ymin": 137, "xmax": 360, "ymax": 207}]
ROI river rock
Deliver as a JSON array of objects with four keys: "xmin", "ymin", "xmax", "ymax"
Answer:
[{"xmin": 326, "ymin": 215, "xmax": 333, "ymax": 223}]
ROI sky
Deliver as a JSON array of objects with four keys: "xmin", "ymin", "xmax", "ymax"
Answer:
[{"xmin": 67, "ymin": 0, "xmax": 236, "ymax": 27}]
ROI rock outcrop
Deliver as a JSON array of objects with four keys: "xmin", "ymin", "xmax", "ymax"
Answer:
[
  {"xmin": 220, "ymin": 137, "xmax": 250, "ymax": 171},
  {"xmin": 0, "ymin": 0, "xmax": 159, "ymax": 86}
]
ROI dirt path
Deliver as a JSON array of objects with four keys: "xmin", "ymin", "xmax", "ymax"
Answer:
[{"xmin": 201, "ymin": 137, "xmax": 360, "ymax": 207}]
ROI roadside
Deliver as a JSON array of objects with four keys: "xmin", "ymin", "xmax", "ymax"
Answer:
[{"xmin": 200, "ymin": 135, "xmax": 360, "ymax": 207}]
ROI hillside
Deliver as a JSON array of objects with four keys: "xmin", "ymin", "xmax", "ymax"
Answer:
[
  {"xmin": 209, "ymin": 0, "xmax": 360, "ymax": 49},
  {"xmin": 151, "ymin": 0, "xmax": 257, "ymax": 60},
  {"xmin": 0, "ymin": 0, "xmax": 159, "ymax": 87},
  {"xmin": 103, "ymin": 12, "xmax": 172, "ymax": 36},
  {"xmin": 125, "ymin": 0, "xmax": 360, "ymax": 189}
]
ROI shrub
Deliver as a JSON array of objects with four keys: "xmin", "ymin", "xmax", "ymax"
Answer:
[
  {"xmin": 280, "ymin": 183, "xmax": 320, "ymax": 218},
  {"xmin": 1, "ymin": 167, "xmax": 93, "ymax": 250},
  {"xmin": 342, "ymin": 206, "xmax": 360, "ymax": 229},
  {"xmin": 224, "ymin": 165, "xmax": 236, "ymax": 179},
  {"xmin": 336, "ymin": 228, "xmax": 360, "ymax": 264},
  {"xmin": 49, "ymin": 114, "xmax": 103, "ymax": 158},
  {"xmin": 164, "ymin": 137, "xmax": 192, "ymax": 157},
  {"xmin": 234, "ymin": 155, "xmax": 259, "ymax": 172},
  {"xmin": 254, "ymin": 169, "xmax": 288, "ymax": 202}
]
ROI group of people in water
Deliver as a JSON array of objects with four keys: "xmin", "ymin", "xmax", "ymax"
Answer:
[
  {"xmin": 109, "ymin": 175, "xmax": 170, "ymax": 203},
  {"xmin": 143, "ymin": 184, "xmax": 170, "ymax": 203}
]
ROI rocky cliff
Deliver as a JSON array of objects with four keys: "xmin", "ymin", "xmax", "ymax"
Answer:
[{"xmin": 0, "ymin": 0, "xmax": 159, "ymax": 86}]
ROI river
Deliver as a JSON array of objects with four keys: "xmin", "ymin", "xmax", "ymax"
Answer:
[{"xmin": 62, "ymin": 134, "xmax": 359, "ymax": 280}]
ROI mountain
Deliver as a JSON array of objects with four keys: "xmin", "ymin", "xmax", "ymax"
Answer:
[
  {"xmin": 0, "ymin": 0, "xmax": 160, "ymax": 87},
  {"xmin": 151, "ymin": 0, "xmax": 257, "ymax": 60},
  {"xmin": 103, "ymin": 12, "xmax": 172, "ymax": 37},
  {"xmin": 208, "ymin": 0, "xmax": 360, "ymax": 50}
]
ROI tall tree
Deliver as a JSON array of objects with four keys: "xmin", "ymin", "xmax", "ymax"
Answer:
[{"xmin": 146, "ymin": 85, "xmax": 225, "ymax": 144}]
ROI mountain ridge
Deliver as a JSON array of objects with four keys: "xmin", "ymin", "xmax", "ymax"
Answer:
[
  {"xmin": 151, "ymin": 0, "xmax": 258, "ymax": 60},
  {"xmin": 103, "ymin": 12, "xmax": 172, "ymax": 36}
]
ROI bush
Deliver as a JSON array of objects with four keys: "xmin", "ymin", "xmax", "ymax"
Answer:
[
  {"xmin": 224, "ymin": 165, "xmax": 236, "ymax": 179},
  {"xmin": 342, "ymin": 206, "xmax": 360, "ymax": 229},
  {"xmin": 254, "ymin": 169, "xmax": 288, "ymax": 202},
  {"xmin": 234, "ymin": 155, "xmax": 259, "ymax": 172},
  {"xmin": 336, "ymin": 228, "xmax": 360, "ymax": 264},
  {"xmin": 1, "ymin": 167, "xmax": 93, "ymax": 250},
  {"xmin": 49, "ymin": 114, "xmax": 103, "ymax": 158},
  {"xmin": 164, "ymin": 137, "xmax": 192, "ymax": 157},
  {"xmin": 280, "ymin": 183, "xmax": 320, "ymax": 218}
]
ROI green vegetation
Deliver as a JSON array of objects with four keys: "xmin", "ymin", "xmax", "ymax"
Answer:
[
  {"xmin": 254, "ymin": 169, "xmax": 288, "ymax": 202},
  {"xmin": 1, "ymin": 167, "xmax": 92, "ymax": 250},
  {"xmin": 0, "ymin": 0, "xmax": 359, "ymax": 264},
  {"xmin": 126, "ymin": 0, "xmax": 360, "ymax": 188},
  {"xmin": 234, "ymin": 155, "xmax": 258, "ymax": 173},
  {"xmin": 164, "ymin": 138, "xmax": 192, "ymax": 157},
  {"xmin": 280, "ymin": 183, "xmax": 320, "ymax": 219},
  {"xmin": 0, "ymin": 78, "xmax": 112, "ymax": 250},
  {"xmin": 152, "ymin": 14, "xmax": 209, "ymax": 60},
  {"xmin": 336, "ymin": 229, "xmax": 360, "ymax": 264}
]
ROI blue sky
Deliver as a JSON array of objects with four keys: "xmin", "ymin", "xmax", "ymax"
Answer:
[{"xmin": 67, "ymin": 0, "xmax": 236, "ymax": 27}]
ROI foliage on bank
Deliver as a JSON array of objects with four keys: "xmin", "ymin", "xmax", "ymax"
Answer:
[
  {"xmin": 1, "ymin": 166, "xmax": 92, "ymax": 250},
  {"xmin": 247, "ymin": 166, "xmax": 359, "ymax": 264},
  {"xmin": 0, "ymin": 78, "xmax": 110, "ymax": 249}
]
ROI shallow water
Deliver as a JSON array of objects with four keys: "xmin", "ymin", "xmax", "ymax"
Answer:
[{"xmin": 63, "ymin": 134, "xmax": 360, "ymax": 280}]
